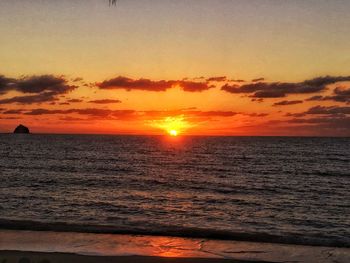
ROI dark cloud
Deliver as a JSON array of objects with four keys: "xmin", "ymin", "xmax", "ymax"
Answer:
[
  {"xmin": 285, "ymin": 112, "xmax": 307, "ymax": 118},
  {"xmin": 0, "ymin": 75, "xmax": 16, "ymax": 95},
  {"xmin": 89, "ymin": 99, "xmax": 122, "ymax": 104},
  {"xmin": 23, "ymin": 108, "xmax": 136, "ymax": 120},
  {"xmin": 334, "ymin": 87, "xmax": 350, "ymax": 96},
  {"xmin": 305, "ymin": 87, "xmax": 350, "ymax": 104},
  {"xmin": 2, "ymin": 109, "xmax": 25, "ymax": 114},
  {"xmin": 229, "ymin": 79, "xmax": 245, "ymax": 83},
  {"xmin": 252, "ymin": 78, "xmax": 265, "ymax": 82},
  {"xmin": 222, "ymin": 76, "xmax": 350, "ymax": 98},
  {"xmin": 97, "ymin": 76, "xmax": 173, "ymax": 92},
  {"xmin": 305, "ymin": 95, "xmax": 324, "ymax": 101},
  {"xmin": 325, "ymin": 87, "xmax": 350, "ymax": 104},
  {"xmin": 305, "ymin": 105, "xmax": 350, "ymax": 115},
  {"xmin": 0, "ymin": 75, "xmax": 77, "ymax": 104},
  {"xmin": 15, "ymin": 75, "xmax": 76, "ymax": 94},
  {"xmin": 24, "ymin": 109, "xmax": 64, "ymax": 115},
  {"xmin": 288, "ymin": 116, "xmax": 348, "ymax": 124},
  {"xmin": 0, "ymin": 92, "xmax": 61, "ymax": 105},
  {"xmin": 206, "ymin": 76, "xmax": 227, "ymax": 82},
  {"xmin": 176, "ymin": 80, "xmax": 214, "ymax": 92},
  {"xmin": 66, "ymin": 99, "xmax": 83, "ymax": 103},
  {"xmin": 286, "ymin": 116, "xmax": 350, "ymax": 134},
  {"xmin": 97, "ymin": 76, "xmax": 213, "ymax": 92},
  {"xmin": 273, "ymin": 100, "xmax": 303, "ymax": 106},
  {"xmin": 251, "ymin": 98, "xmax": 264, "ymax": 103},
  {"xmin": 245, "ymin": 113, "xmax": 269, "ymax": 117}
]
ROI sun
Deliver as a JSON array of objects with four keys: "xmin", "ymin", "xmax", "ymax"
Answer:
[
  {"xmin": 169, "ymin": 129, "xmax": 178, "ymax": 136},
  {"xmin": 149, "ymin": 115, "xmax": 193, "ymax": 136}
]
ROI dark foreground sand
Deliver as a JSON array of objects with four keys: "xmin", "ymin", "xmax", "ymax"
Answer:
[
  {"xmin": 0, "ymin": 251, "xmax": 270, "ymax": 263},
  {"xmin": 0, "ymin": 230, "xmax": 349, "ymax": 263}
]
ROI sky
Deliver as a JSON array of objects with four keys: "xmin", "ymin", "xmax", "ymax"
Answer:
[{"xmin": 0, "ymin": 0, "xmax": 350, "ymax": 136}]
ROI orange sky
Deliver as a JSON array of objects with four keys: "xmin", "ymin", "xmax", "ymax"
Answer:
[{"xmin": 0, "ymin": 1, "xmax": 350, "ymax": 136}]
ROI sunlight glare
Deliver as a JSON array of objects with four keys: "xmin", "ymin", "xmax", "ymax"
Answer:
[
  {"xmin": 169, "ymin": 130, "xmax": 178, "ymax": 136},
  {"xmin": 149, "ymin": 115, "xmax": 193, "ymax": 136}
]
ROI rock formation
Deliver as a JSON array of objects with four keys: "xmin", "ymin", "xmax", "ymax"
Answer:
[{"xmin": 13, "ymin": 124, "xmax": 30, "ymax": 134}]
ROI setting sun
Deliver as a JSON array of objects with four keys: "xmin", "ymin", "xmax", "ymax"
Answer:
[
  {"xmin": 169, "ymin": 130, "xmax": 178, "ymax": 136},
  {"xmin": 149, "ymin": 115, "xmax": 193, "ymax": 136}
]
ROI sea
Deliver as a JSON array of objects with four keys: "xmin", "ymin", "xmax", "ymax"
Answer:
[{"xmin": 0, "ymin": 135, "xmax": 349, "ymax": 247}]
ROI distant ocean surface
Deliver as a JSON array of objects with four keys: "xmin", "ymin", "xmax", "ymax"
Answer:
[{"xmin": 0, "ymin": 135, "xmax": 349, "ymax": 247}]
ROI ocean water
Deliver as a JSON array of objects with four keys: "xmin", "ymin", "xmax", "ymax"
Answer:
[{"xmin": 0, "ymin": 135, "xmax": 349, "ymax": 247}]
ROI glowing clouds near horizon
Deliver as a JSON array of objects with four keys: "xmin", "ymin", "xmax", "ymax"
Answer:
[{"xmin": 149, "ymin": 115, "xmax": 193, "ymax": 136}]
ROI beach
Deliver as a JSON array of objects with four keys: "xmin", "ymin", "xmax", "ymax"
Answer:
[
  {"xmin": 0, "ymin": 251, "xmax": 266, "ymax": 263},
  {"xmin": 0, "ymin": 230, "xmax": 349, "ymax": 263}
]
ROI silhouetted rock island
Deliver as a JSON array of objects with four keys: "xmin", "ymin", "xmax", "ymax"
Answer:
[{"xmin": 13, "ymin": 124, "xmax": 30, "ymax": 134}]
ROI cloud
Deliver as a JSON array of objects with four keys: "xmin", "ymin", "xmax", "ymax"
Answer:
[
  {"xmin": 72, "ymin": 77, "xmax": 83, "ymax": 82},
  {"xmin": 15, "ymin": 75, "xmax": 76, "ymax": 94},
  {"xmin": 0, "ymin": 92, "xmax": 62, "ymax": 105},
  {"xmin": 2, "ymin": 109, "xmax": 25, "ymax": 114},
  {"xmin": 66, "ymin": 99, "xmax": 83, "ymax": 103},
  {"xmin": 221, "ymin": 76, "xmax": 350, "ymax": 98},
  {"xmin": 328, "ymin": 87, "xmax": 350, "ymax": 103},
  {"xmin": 22, "ymin": 108, "xmax": 136, "ymax": 120},
  {"xmin": 245, "ymin": 113, "xmax": 269, "ymax": 117},
  {"xmin": 23, "ymin": 109, "xmax": 64, "ymax": 115},
  {"xmin": 206, "ymin": 76, "xmax": 227, "ymax": 82},
  {"xmin": 97, "ymin": 76, "xmax": 213, "ymax": 92},
  {"xmin": 305, "ymin": 87, "xmax": 350, "ymax": 104},
  {"xmin": 285, "ymin": 112, "xmax": 307, "ymax": 118},
  {"xmin": 324, "ymin": 87, "xmax": 350, "ymax": 104},
  {"xmin": 0, "ymin": 75, "xmax": 16, "ymax": 95},
  {"xmin": 251, "ymin": 98, "xmax": 264, "ymax": 103},
  {"xmin": 273, "ymin": 100, "xmax": 303, "ymax": 106},
  {"xmin": 305, "ymin": 95, "xmax": 324, "ymax": 101},
  {"xmin": 89, "ymin": 99, "xmax": 122, "ymax": 104},
  {"xmin": 305, "ymin": 105, "xmax": 350, "ymax": 115},
  {"xmin": 0, "ymin": 75, "xmax": 77, "ymax": 104},
  {"xmin": 252, "ymin": 77, "xmax": 265, "ymax": 82},
  {"xmin": 97, "ymin": 76, "xmax": 173, "ymax": 92},
  {"xmin": 229, "ymin": 79, "xmax": 245, "ymax": 83},
  {"xmin": 175, "ymin": 80, "xmax": 214, "ymax": 92},
  {"xmin": 334, "ymin": 86, "xmax": 350, "ymax": 96},
  {"xmin": 286, "ymin": 116, "xmax": 350, "ymax": 133}
]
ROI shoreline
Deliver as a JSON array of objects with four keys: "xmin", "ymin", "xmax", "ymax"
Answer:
[
  {"xmin": 0, "ymin": 251, "xmax": 271, "ymax": 263},
  {"xmin": 0, "ymin": 229, "xmax": 349, "ymax": 263},
  {"xmin": 0, "ymin": 219, "xmax": 348, "ymax": 248}
]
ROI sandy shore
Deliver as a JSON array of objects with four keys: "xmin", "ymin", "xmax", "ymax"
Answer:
[
  {"xmin": 0, "ymin": 250, "xmax": 269, "ymax": 263},
  {"xmin": 0, "ymin": 230, "xmax": 349, "ymax": 263}
]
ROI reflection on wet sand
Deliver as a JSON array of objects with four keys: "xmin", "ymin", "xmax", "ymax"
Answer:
[{"xmin": 0, "ymin": 230, "xmax": 349, "ymax": 263}]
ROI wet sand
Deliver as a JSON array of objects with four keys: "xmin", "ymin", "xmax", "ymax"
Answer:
[
  {"xmin": 0, "ymin": 230, "xmax": 349, "ymax": 263},
  {"xmin": 0, "ymin": 250, "xmax": 268, "ymax": 263}
]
